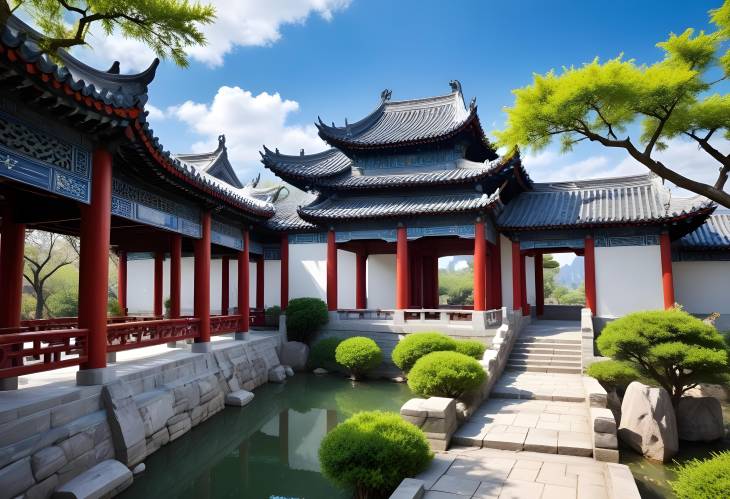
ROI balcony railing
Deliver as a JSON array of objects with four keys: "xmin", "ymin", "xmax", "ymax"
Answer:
[
  {"xmin": 211, "ymin": 315, "xmax": 242, "ymax": 336},
  {"xmin": 0, "ymin": 328, "xmax": 88, "ymax": 377},
  {"xmin": 20, "ymin": 315, "xmax": 163, "ymax": 331},
  {"xmin": 107, "ymin": 318, "xmax": 200, "ymax": 352},
  {"xmin": 334, "ymin": 307, "xmax": 504, "ymax": 328}
]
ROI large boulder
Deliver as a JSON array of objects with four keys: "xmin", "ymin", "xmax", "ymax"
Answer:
[
  {"xmin": 676, "ymin": 397, "xmax": 725, "ymax": 442},
  {"xmin": 280, "ymin": 341, "xmax": 309, "ymax": 371},
  {"xmin": 618, "ymin": 382, "xmax": 678, "ymax": 462}
]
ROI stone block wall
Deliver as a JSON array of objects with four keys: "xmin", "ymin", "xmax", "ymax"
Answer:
[{"xmin": 0, "ymin": 336, "xmax": 282, "ymax": 498}]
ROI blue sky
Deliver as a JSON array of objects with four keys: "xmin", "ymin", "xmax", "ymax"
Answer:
[{"xmin": 77, "ymin": 0, "xmax": 725, "ymax": 187}]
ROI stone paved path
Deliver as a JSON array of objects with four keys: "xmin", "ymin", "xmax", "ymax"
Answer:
[{"xmin": 413, "ymin": 447, "xmax": 638, "ymax": 499}]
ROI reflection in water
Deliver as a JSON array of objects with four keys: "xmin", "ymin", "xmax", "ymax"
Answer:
[{"xmin": 120, "ymin": 375, "xmax": 413, "ymax": 499}]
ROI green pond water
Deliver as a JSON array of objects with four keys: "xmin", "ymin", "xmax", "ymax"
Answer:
[{"xmin": 119, "ymin": 374, "xmax": 413, "ymax": 499}]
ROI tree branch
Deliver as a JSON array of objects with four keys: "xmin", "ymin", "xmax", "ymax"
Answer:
[{"xmin": 685, "ymin": 130, "xmax": 730, "ymax": 190}]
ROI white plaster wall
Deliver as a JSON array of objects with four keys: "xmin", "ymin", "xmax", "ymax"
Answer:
[
  {"xmin": 525, "ymin": 255, "xmax": 535, "ymax": 307},
  {"xmin": 209, "ymin": 258, "xmax": 222, "ymax": 315},
  {"xmin": 367, "ymin": 254, "xmax": 396, "ymax": 309},
  {"xmin": 249, "ymin": 261, "xmax": 258, "ymax": 308},
  {"xmin": 500, "ymin": 235, "xmax": 513, "ymax": 310},
  {"xmin": 265, "ymin": 260, "xmax": 281, "ymax": 308},
  {"xmin": 127, "ymin": 259, "xmax": 155, "ymax": 314},
  {"xmin": 289, "ymin": 243, "xmax": 327, "ymax": 301},
  {"xmin": 595, "ymin": 245, "xmax": 664, "ymax": 317},
  {"xmin": 337, "ymin": 250, "xmax": 356, "ymax": 309},
  {"xmin": 673, "ymin": 261, "xmax": 730, "ymax": 316}
]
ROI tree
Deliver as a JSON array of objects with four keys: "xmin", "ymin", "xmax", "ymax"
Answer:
[
  {"xmin": 1, "ymin": 0, "xmax": 215, "ymax": 67},
  {"xmin": 596, "ymin": 309, "xmax": 729, "ymax": 408},
  {"xmin": 23, "ymin": 230, "xmax": 77, "ymax": 319},
  {"xmin": 497, "ymin": 1, "xmax": 730, "ymax": 208}
]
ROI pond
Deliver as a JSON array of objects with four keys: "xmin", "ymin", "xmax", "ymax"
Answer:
[
  {"xmin": 119, "ymin": 374, "xmax": 413, "ymax": 499},
  {"xmin": 623, "ymin": 400, "xmax": 730, "ymax": 498}
]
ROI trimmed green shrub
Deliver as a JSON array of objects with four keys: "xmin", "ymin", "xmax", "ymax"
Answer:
[
  {"xmin": 671, "ymin": 451, "xmax": 730, "ymax": 499},
  {"xmin": 309, "ymin": 337, "xmax": 342, "ymax": 370},
  {"xmin": 285, "ymin": 297, "xmax": 328, "ymax": 343},
  {"xmin": 319, "ymin": 411, "xmax": 433, "ymax": 499},
  {"xmin": 265, "ymin": 305, "xmax": 281, "ymax": 327},
  {"xmin": 596, "ymin": 309, "xmax": 729, "ymax": 408},
  {"xmin": 408, "ymin": 351, "xmax": 486, "ymax": 398},
  {"xmin": 335, "ymin": 337, "xmax": 382, "ymax": 379},
  {"xmin": 455, "ymin": 339, "xmax": 486, "ymax": 360},
  {"xmin": 391, "ymin": 332, "xmax": 457, "ymax": 371},
  {"xmin": 586, "ymin": 360, "xmax": 640, "ymax": 391}
]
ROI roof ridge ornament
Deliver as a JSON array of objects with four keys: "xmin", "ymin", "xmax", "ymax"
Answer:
[
  {"xmin": 380, "ymin": 88, "xmax": 392, "ymax": 101},
  {"xmin": 217, "ymin": 134, "xmax": 226, "ymax": 149},
  {"xmin": 449, "ymin": 80, "xmax": 462, "ymax": 94},
  {"xmin": 107, "ymin": 61, "xmax": 120, "ymax": 74},
  {"xmin": 469, "ymin": 96, "xmax": 477, "ymax": 111},
  {"xmin": 251, "ymin": 172, "xmax": 260, "ymax": 188}
]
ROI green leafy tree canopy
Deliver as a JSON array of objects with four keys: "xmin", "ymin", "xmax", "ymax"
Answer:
[
  {"xmin": 497, "ymin": 1, "xmax": 730, "ymax": 207},
  {"xmin": 1, "ymin": 0, "xmax": 215, "ymax": 67}
]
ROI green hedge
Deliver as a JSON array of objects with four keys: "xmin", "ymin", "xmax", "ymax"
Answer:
[
  {"xmin": 391, "ymin": 332, "xmax": 457, "ymax": 371},
  {"xmin": 309, "ymin": 337, "xmax": 342, "ymax": 371},
  {"xmin": 407, "ymin": 351, "xmax": 486, "ymax": 398},
  {"xmin": 454, "ymin": 339, "xmax": 486, "ymax": 360},
  {"xmin": 335, "ymin": 337, "xmax": 382, "ymax": 379},
  {"xmin": 285, "ymin": 297, "xmax": 328, "ymax": 343},
  {"xmin": 586, "ymin": 360, "xmax": 640, "ymax": 391},
  {"xmin": 319, "ymin": 411, "xmax": 433, "ymax": 498},
  {"xmin": 671, "ymin": 451, "xmax": 730, "ymax": 499}
]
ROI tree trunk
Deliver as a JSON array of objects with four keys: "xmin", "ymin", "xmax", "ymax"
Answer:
[{"xmin": 34, "ymin": 291, "xmax": 44, "ymax": 319}]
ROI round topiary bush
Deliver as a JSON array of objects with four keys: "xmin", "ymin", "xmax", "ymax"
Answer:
[
  {"xmin": 455, "ymin": 339, "xmax": 486, "ymax": 360},
  {"xmin": 407, "ymin": 351, "xmax": 486, "ymax": 398},
  {"xmin": 586, "ymin": 360, "xmax": 640, "ymax": 392},
  {"xmin": 309, "ymin": 337, "xmax": 342, "ymax": 371},
  {"xmin": 391, "ymin": 332, "xmax": 457, "ymax": 372},
  {"xmin": 671, "ymin": 451, "xmax": 730, "ymax": 499},
  {"xmin": 335, "ymin": 337, "xmax": 382, "ymax": 379},
  {"xmin": 319, "ymin": 411, "xmax": 433, "ymax": 499},
  {"xmin": 285, "ymin": 297, "xmax": 328, "ymax": 343}
]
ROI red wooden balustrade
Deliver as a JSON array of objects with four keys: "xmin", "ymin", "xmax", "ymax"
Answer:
[
  {"xmin": 107, "ymin": 318, "xmax": 200, "ymax": 352},
  {"xmin": 0, "ymin": 329, "xmax": 88, "ymax": 377},
  {"xmin": 249, "ymin": 309, "xmax": 265, "ymax": 327},
  {"xmin": 210, "ymin": 315, "xmax": 242, "ymax": 336}
]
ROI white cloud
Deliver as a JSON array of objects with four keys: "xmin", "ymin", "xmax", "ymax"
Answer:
[
  {"xmin": 145, "ymin": 104, "xmax": 166, "ymax": 122},
  {"xmin": 71, "ymin": 0, "xmax": 350, "ymax": 71},
  {"xmin": 168, "ymin": 85, "xmax": 325, "ymax": 180}
]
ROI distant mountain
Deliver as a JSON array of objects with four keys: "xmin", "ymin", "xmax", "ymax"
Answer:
[{"xmin": 557, "ymin": 257, "xmax": 584, "ymax": 289}]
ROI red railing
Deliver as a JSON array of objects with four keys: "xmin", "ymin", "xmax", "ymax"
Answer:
[
  {"xmin": 0, "ymin": 329, "xmax": 88, "ymax": 377},
  {"xmin": 250, "ymin": 309, "xmax": 265, "ymax": 327},
  {"xmin": 107, "ymin": 318, "xmax": 200, "ymax": 352},
  {"xmin": 20, "ymin": 315, "xmax": 163, "ymax": 331},
  {"xmin": 211, "ymin": 315, "xmax": 242, "ymax": 335}
]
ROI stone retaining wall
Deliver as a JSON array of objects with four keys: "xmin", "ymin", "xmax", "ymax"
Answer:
[{"xmin": 0, "ymin": 336, "xmax": 282, "ymax": 498}]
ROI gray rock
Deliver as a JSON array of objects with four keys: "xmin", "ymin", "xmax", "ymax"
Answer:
[
  {"xmin": 225, "ymin": 390, "xmax": 255, "ymax": 407},
  {"xmin": 280, "ymin": 342, "xmax": 309, "ymax": 371},
  {"xmin": 268, "ymin": 366, "xmax": 287, "ymax": 383},
  {"xmin": 618, "ymin": 382, "xmax": 678, "ymax": 462},
  {"xmin": 420, "ymin": 397, "xmax": 456, "ymax": 419},
  {"xmin": 59, "ymin": 431, "xmax": 93, "ymax": 462},
  {"xmin": 0, "ymin": 456, "xmax": 35, "ymax": 498},
  {"xmin": 594, "ymin": 432, "xmax": 618, "ymax": 449},
  {"xmin": 312, "ymin": 368, "xmax": 328, "ymax": 375},
  {"xmin": 52, "ymin": 459, "xmax": 133, "ymax": 498},
  {"xmin": 32, "ymin": 445, "xmax": 67, "ymax": 481},
  {"xmin": 400, "ymin": 398, "xmax": 427, "ymax": 418},
  {"xmin": 284, "ymin": 366, "xmax": 294, "ymax": 377},
  {"xmin": 591, "ymin": 407, "xmax": 617, "ymax": 434},
  {"xmin": 132, "ymin": 463, "xmax": 145, "ymax": 475},
  {"xmin": 100, "ymin": 384, "xmax": 147, "ymax": 467},
  {"xmin": 138, "ymin": 392, "xmax": 175, "ymax": 438},
  {"xmin": 57, "ymin": 449, "xmax": 95, "ymax": 484},
  {"xmin": 677, "ymin": 397, "xmax": 724, "ymax": 442},
  {"xmin": 26, "ymin": 473, "xmax": 59, "ymax": 499}
]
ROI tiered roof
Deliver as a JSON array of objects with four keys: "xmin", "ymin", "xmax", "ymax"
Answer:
[
  {"xmin": 677, "ymin": 211, "xmax": 730, "ymax": 250},
  {"xmin": 175, "ymin": 135, "xmax": 243, "ymax": 188},
  {"xmin": 497, "ymin": 174, "xmax": 714, "ymax": 233}
]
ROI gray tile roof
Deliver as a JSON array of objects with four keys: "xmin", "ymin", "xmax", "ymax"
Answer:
[
  {"xmin": 298, "ymin": 190, "xmax": 499, "ymax": 222},
  {"xmin": 678, "ymin": 212, "xmax": 730, "ymax": 249},
  {"xmin": 497, "ymin": 173, "xmax": 714, "ymax": 230},
  {"xmin": 260, "ymin": 147, "xmax": 352, "ymax": 181},
  {"xmin": 316, "ymin": 89, "xmax": 471, "ymax": 146},
  {"xmin": 174, "ymin": 135, "xmax": 244, "ymax": 189},
  {"xmin": 265, "ymin": 187, "xmax": 318, "ymax": 231}
]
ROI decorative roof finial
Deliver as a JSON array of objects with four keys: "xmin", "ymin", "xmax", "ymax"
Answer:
[
  {"xmin": 380, "ymin": 88, "xmax": 392, "ymax": 101},
  {"xmin": 469, "ymin": 96, "xmax": 477, "ymax": 111},
  {"xmin": 300, "ymin": 148, "xmax": 305, "ymax": 156},
  {"xmin": 218, "ymin": 134, "xmax": 226, "ymax": 149},
  {"xmin": 275, "ymin": 148, "xmax": 280, "ymax": 154},
  {"xmin": 251, "ymin": 172, "xmax": 260, "ymax": 188},
  {"xmin": 449, "ymin": 80, "xmax": 462, "ymax": 93},
  {"xmin": 107, "ymin": 61, "xmax": 121, "ymax": 74}
]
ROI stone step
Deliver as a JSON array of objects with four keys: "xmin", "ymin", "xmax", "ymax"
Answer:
[
  {"xmin": 508, "ymin": 358, "xmax": 582, "ymax": 367},
  {"xmin": 506, "ymin": 364, "xmax": 582, "ymax": 374},
  {"xmin": 510, "ymin": 352, "xmax": 582, "ymax": 361},
  {"xmin": 516, "ymin": 337, "xmax": 581, "ymax": 345},
  {"xmin": 512, "ymin": 346, "xmax": 582, "ymax": 355}
]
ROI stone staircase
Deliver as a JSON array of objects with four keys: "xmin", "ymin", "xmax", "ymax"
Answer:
[{"xmin": 506, "ymin": 336, "xmax": 582, "ymax": 374}]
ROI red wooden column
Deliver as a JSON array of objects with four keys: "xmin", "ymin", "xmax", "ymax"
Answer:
[
  {"xmin": 473, "ymin": 221, "xmax": 487, "ymax": 311},
  {"xmin": 491, "ymin": 241, "xmax": 502, "ymax": 309},
  {"xmin": 326, "ymin": 230, "xmax": 338, "ymax": 311},
  {"xmin": 169, "ymin": 235, "xmax": 182, "ymax": 319},
  {"xmin": 237, "ymin": 231, "xmax": 250, "ymax": 336},
  {"xmin": 221, "ymin": 256, "xmax": 230, "ymax": 315},
  {"xmin": 535, "ymin": 253, "xmax": 544, "ymax": 316},
  {"xmin": 356, "ymin": 252, "xmax": 367, "ymax": 309},
  {"xmin": 256, "ymin": 254, "xmax": 265, "ymax": 309},
  {"xmin": 521, "ymin": 253, "xmax": 529, "ymax": 314},
  {"xmin": 660, "ymin": 231, "xmax": 675, "ymax": 309},
  {"xmin": 194, "ymin": 210, "xmax": 212, "ymax": 349},
  {"xmin": 0, "ymin": 208, "xmax": 25, "ymax": 330},
  {"xmin": 396, "ymin": 226, "xmax": 409, "ymax": 310},
  {"xmin": 511, "ymin": 240, "xmax": 522, "ymax": 312},
  {"xmin": 117, "ymin": 250, "xmax": 127, "ymax": 315},
  {"xmin": 153, "ymin": 251, "xmax": 164, "ymax": 317},
  {"xmin": 77, "ymin": 148, "xmax": 113, "ymax": 382},
  {"xmin": 280, "ymin": 234, "xmax": 289, "ymax": 310},
  {"xmin": 584, "ymin": 235, "xmax": 597, "ymax": 315}
]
